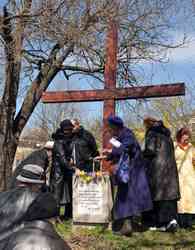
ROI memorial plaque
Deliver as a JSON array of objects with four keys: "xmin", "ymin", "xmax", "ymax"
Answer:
[
  {"xmin": 77, "ymin": 182, "xmax": 104, "ymax": 216},
  {"xmin": 73, "ymin": 175, "xmax": 113, "ymax": 224}
]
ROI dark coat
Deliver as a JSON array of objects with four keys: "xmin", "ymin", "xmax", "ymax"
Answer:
[
  {"xmin": 50, "ymin": 128, "xmax": 73, "ymax": 205},
  {"xmin": 0, "ymin": 187, "xmax": 57, "ymax": 235},
  {"xmin": 0, "ymin": 187, "xmax": 69, "ymax": 250},
  {"xmin": 143, "ymin": 121, "xmax": 180, "ymax": 201},
  {"xmin": 108, "ymin": 127, "xmax": 153, "ymax": 220},
  {"xmin": 10, "ymin": 148, "xmax": 49, "ymax": 189},
  {"xmin": 2, "ymin": 221, "xmax": 70, "ymax": 250},
  {"xmin": 71, "ymin": 127, "xmax": 99, "ymax": 172}
]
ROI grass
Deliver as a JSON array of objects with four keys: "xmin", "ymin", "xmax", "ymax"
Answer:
[{"xmin": 55, "ymin": 221, "xmax": 195, "ymax": 250}]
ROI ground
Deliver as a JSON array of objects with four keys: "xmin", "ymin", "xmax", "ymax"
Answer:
[{"xmin": 55, "ymin": 221, "xmax": 195, "ymax": 250}]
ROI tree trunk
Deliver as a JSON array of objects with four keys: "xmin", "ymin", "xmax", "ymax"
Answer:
[
  {"xmin": 0, "ymin": 139, "xmax": 17, "ymax": 191},
  {"xmin": 0, "ymin": 106, "xmax": 18, "ymax": 190},
  {"xmin": 0, "ymin": 1, "xmax": 77, "ymax": 191},
  {"xmin": 0, "ymin": 2, "xmax": 31, "ymax": 191}
]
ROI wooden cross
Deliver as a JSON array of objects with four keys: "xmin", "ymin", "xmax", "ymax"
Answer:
[{"xmin": 42, "ymin": 21, "xmax": 185, "ymax": 168}]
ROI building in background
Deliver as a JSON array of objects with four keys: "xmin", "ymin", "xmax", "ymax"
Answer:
[{"xmin": 13, "ymin": 127, "xmax": 49, "ymax": 170}]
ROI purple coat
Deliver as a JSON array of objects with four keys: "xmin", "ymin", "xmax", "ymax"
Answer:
[{"xmin": 109, "ymin": 127, "xmax": 152, "ymax": 220}]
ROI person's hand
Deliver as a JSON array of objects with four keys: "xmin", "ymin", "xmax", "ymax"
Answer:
[
  {"xmin": 111, "ymin": 164, "xmax": 118, "ymax": 174},
  {"xmin": 75, "ymin": 168, "xmax": 80, "ymax": 176},
  {"xmin": 102, "ymin": 148, "xmax": 112, "ymax": 155},
  {"xmin": 93, "ymin": 155, "xmax": 107, "ymax": 161}
]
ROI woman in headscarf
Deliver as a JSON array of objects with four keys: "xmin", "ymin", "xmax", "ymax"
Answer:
[
  {"xmin": 175, "ymin": 127, "xmax": 195, "ymax": 229},
  {"xmin": 142, "ymin": 117, "xmax": 180, "ymax": 232},
  {"xmin": 103, "ymin": 115, "xmax": 152, "ymax": 236}
]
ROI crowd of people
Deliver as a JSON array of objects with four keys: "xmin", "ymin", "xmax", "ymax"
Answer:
[
  {"xmin": 0, "ymin": 115, "xmax": 195, "ymax": 249},
  {"xmin": 0, "ymin": 118, "xmax": 99, "ymax": 249}
]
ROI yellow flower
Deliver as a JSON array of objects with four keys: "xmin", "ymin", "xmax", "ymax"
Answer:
[
  {"xmin": 86, "ymin": 176, "xmax": 92, "ymax": 182},
  {"xmin": 80, "ymin": 170, "xmax": 85, "ymax": 176},
  {"xmin": 96, "ymin": 171, "xmax": 102, "ymax": 177}
]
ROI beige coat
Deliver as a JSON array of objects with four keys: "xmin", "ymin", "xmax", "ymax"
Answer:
[{"xmin": 174, "ymin": 143, "xmax": 195, "ymax": 213}]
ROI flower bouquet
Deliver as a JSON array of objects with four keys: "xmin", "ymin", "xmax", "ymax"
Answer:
[{"xmin": 75, "ymin": 169, "xmax": 103, "ymax": 183}]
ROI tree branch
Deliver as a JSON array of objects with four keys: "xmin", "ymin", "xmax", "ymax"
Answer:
[
  {"xmin": 13, "ymin": 43, "xmax": 74, "ymax": 135},
  {"xmin": 61, "ymin": 65, "xmax": 103, "ymax": 73}
]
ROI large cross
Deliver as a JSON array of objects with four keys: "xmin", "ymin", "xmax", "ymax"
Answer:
[{"xmin": 42, "ymin": 21, "xmax": 185, "ymax": 169}]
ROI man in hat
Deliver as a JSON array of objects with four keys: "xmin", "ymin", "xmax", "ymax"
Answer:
[
  {"xmin": 50, "ymin": 119, "xmax": 75, "ymax": 220},
  {"xmin": 0, "ymin": 164, "xmax": 70, "ymax": 250},
  {"xmin": 10, "ymin": 140, "xmax": 54, "ymax": 189}
]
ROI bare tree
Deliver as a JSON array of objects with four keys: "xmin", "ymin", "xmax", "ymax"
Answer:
[
  {"xmin": 0, "ymin": 0, "xmax": 190, "ymax": 190},
  {"xmin": 32, "ymin": 102, "xmax": 82, "ymax": 136},
  {"xmin": 120, "ymin": 94, "xmax": 194, "ymax": 145}
]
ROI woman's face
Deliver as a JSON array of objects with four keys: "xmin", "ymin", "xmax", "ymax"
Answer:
[{"xmin": 180, "ymin": 134, "xmax": 190, "ymax": 146}]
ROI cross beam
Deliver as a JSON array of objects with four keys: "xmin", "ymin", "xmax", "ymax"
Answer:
[
  {"xmin": 42, "ymin": 83, "xmax": 185, "ymax": 103},
  {"xmin": 42, "ymin": 20, "xmax": 185, "ymax": 172}
]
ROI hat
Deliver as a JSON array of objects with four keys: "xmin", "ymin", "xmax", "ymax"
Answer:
[
  {"xmin": 44, "ymin": 141, "xmax": 54, "ymax": 149},
  {"xmin": 16, "ymin": 164, "xmax": 45, "ymax": 184},
  {"xmin": 60, "ymin": 119, "xmax": 74, "ymax": 130},
  {"xmin": 108, "ymin": 115, "xmax": 124, "ymax": 127}
]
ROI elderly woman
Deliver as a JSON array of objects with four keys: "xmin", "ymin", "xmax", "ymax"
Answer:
[
  {"xmin": 142, "ymin": 117, "xmax": 180, "ymax": 232},
  {"xmin": 103, "ymin": 115, "xmax": 152, "ymax": 236},
  {"xmin": 175, "ymin": 127, "xmax": 195, "ymax": 228}
]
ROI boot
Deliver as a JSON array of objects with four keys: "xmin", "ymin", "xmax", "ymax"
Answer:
[
  {"xmin": 113, "ymin": 218, "xmax": 132, "ymax": 236},
  {"xmin": 119, "ymin": 219, "xmax": 132, "ymax": 236},
  {"xmin": 112, "ymin": 219, "xmax": 123, "ymax": 232},
  {"xmin": 165, "ymin": 219, "xmax": 178, "ymax": 233}
]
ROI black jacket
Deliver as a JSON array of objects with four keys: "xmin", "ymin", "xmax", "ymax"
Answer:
[
  {"xmin": 1, "ymin": 220, "xmax": 70, "ymax": 250},
  {"xmin": 50, "ymin": 129, "xmax": 73, "ymax": 205},
  {"xmin": 0, "ymin": 187, "xmax": 69, "ymax": 250},
  {"xmin": 143, "ymin": 121, "xmax": 180, "ymax": 201},
  {"xmin": 71, "ymin": 127, "xmax": 99, "ymax": 172},
  {"xmin": 10, "ymin": 149, "xmax": 49, "ymax": 188}
]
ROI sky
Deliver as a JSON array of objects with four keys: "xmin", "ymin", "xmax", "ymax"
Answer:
[
  {"xmin": 45, "ymin": 2, "xmax": 195, "ymax": 125},
  {"xmin": 45, "ymin": 33, "xmax": 195, "ymax": 124},
  {"xmin": 1, "ymin": 0, "xmax": 195, "ymax": 128}
]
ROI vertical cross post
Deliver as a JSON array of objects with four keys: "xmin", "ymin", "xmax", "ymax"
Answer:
[{"xmin": 102, "ymin": 20, "xmax": 118, "ymax": 171}]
